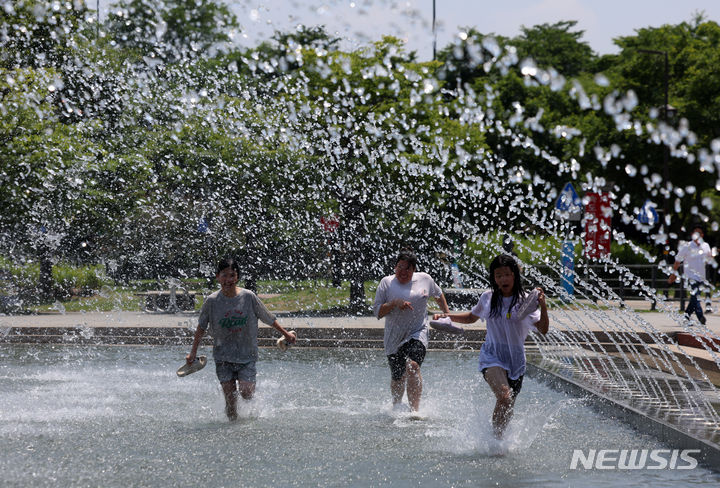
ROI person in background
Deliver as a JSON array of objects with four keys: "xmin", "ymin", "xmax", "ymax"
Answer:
[
  {"xmin": 704, "ymin": 245, "xmax": 718, "ymax": 314},
  {"xmin": 668, "ymin": 225, "xmax": 714, "ymax": 326}
]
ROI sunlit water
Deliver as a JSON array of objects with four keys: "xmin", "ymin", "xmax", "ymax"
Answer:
[
  {"xmin": 1, "ymin": 346, "xmax": 718, "ymax": 487},
  {"xmin": 3, "ymin": 0, "xmax": 720, "ymax": 441}
]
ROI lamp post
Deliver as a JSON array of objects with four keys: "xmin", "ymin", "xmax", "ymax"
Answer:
[
  {"xmin": 637, "ymin": 49, "xmax": 675, "ymax": 218},
  {"xmin": 432, "ymin": 0, "xmax": 436, "ymax": 60}
]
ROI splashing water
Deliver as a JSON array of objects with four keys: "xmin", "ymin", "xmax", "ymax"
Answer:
[
  {"xmin": 1, "ymin": 347, "xmax": 718, "ymax": 487},
  {"xmin": 1, "ymin": 0, "xmax": 720, "ymax": 461}
]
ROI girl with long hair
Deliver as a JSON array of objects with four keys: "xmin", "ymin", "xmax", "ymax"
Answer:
[{"xmin": 434, "ymin": 254, "xmax": 549, "ymax": 437}]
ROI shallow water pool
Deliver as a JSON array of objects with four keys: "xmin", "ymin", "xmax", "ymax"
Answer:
[{"xmin": 1, "ymin": 346, "xmax": 718, "ymax": 487}]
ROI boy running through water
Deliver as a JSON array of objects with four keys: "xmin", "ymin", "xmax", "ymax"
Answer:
[{"xmin": 186, "ymin": 257, "xmax": 296, "ymax": 420}]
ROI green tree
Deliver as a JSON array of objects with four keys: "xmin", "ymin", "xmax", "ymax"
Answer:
[
  {"xmin": 105, "ymin": 0, "xmax": 238, "ymax": 62},
  {"xmin": 0, "ymin": 65, "xmax": 102, "ymax": 297},
  {"xmin": 0, "ymin": 0, "xmax": 90, "ymax": 70},
  {"xmin": 511, "ymin": 21, "xmax": 596, "ymax": 77},
  {"xmin": 257, "ymin": 35, "xmax": 499, "ymax": 306},
  {"xmin": 607, "ymin": 17, "xmax": 720, "ymax": 239}
]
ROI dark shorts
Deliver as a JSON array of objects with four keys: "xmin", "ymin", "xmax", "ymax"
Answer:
[
  {"xmin": 387, "ymin": 339, "xmax": 427, "ymax": 381},
  {"xmin": 216, "ymin": 360, "xmax": 257, "ymax": 384},
  {"xmin": 481, "ymin": 368, "xmax": 524, "ymax": 398}
]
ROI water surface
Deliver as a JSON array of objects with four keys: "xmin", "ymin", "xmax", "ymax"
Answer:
[{"xmin": 1, "ymin": 346, "xmax": 718, "ymax": 487}]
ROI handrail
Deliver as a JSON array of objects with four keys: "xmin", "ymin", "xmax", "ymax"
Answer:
[{"xmin": 528, "ymin": 262, "xmax": 716, "ymax": 312}]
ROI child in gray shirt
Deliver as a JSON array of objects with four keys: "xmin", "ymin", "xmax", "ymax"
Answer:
[{"xmin": 187, "ymin": 257, "xmax": 296, "ymax": 420}]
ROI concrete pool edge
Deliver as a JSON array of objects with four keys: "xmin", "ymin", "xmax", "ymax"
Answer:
[{"xmin": 526, "ymin": 362, "xmax": 720, "ymax": 472}]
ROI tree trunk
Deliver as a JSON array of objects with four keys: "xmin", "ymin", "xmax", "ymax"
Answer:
[
  {"xmin": 331, "ymin": 249, "xmax": 342, "ymax": 287},
  {"xmin": 349, "ymin": 279, "xmax": 366, "ymax": 313},
  {"xmin": 39, "ymin": 255, "xmax": 53, "ymax": 300},
  {"xmin": 244, "ymin": 276, "xmax": 257, "ymax": 294}
]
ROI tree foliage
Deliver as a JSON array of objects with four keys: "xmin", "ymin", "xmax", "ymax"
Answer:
[
  {"xmin": 1, "ymin": 1, "xmax": 719, "ymax": 306},
  {"xmin": 512, "ymin": 21, "xmax": 596, "ymax": 77}
]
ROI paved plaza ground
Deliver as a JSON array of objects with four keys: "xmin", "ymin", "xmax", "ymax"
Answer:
[
  {"xmin": 2, "ymin": 301, "xmax": 719, "ymax": 372},
  {"xmin": 3, "ymin": 299, "xmax": 719, "ymax": 334}
]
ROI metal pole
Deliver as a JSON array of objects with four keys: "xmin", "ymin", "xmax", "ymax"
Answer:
[
  {"xmin": 97, "ymin": 0, "xmax": 100, "ymax": 38},
  {"xmin": 651, "ymin": 265, "xmax": 657, "ymax": 311},
  {"xmin": 662, "ymin": 51, "xmax": 669, "ymax": 193},
  {"xmin": 432, "ymin": 0, "xmax": 436, "ymax": 60}
]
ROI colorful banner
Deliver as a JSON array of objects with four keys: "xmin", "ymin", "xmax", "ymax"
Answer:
[{"xmin": 584, "ymin": 192, "xmax": 612, "ymax": 259}]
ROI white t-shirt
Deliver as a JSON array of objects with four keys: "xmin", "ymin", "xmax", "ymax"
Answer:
[
  {"xmin": 675, "ymin": 239, "xmax": 713, "ymax": 282},
  {"xmin": 373, "ymin": 272, "xmax": 443, "ymax": 355},
  {"xmin": 471, "ymin": 290, "xmax": 541, "ymax": 380}
]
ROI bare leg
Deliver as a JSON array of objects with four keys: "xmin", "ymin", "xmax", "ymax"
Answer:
[
  {"xmin": 237, "ymin": 380, "xmax": 256, "ymax": 400},
  {"xmin": 484, "ymin": 367, "xmax": 515, "ymax": 438},
  {"xmin": 405, "ymin": 360, "xmax": 422, "ymax": 412},
  {"xmin": 391, "ymin": 375, "xmax": 406, "ymax": 406},
  {"xmin": 221, "ymin": 380, "xmax": 238, "ymax": 421}
]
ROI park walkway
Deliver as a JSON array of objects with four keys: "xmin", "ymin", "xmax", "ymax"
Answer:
[{"xmin": 2, "ymin": 303, "xmax": 719, "ymax": 373}]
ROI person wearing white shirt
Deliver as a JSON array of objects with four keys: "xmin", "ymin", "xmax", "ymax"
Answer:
[
  {"xmin": 373, "ymin": 248, "xmax": 449, "ymax": 412},
  {"xmin": 434, "ymin": 254, "xmax": 549, "ymax": 438},
  {"xmin": 668, "ymin": 226, "xmax": 713, "ymax": 325}
]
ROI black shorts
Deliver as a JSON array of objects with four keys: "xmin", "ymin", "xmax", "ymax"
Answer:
[
  {"xmin": 481, "ymin": 368, "xmax": 524, "ymax": 398},
  {"xmin": 387, "ymin": 339, "xmax": 426, "ymax": 381}
]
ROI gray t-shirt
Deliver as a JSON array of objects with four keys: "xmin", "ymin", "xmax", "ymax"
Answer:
[
  {"xmin": 197, "ymin": 288, "xmax": 276, "ymax": 363},
  {"xmin": 373, "ymin": 272, "xmax": 443, "ymax": 355}
]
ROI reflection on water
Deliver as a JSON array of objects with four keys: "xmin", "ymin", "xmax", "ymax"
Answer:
[{"xmin": 0, "ymin": 346, "xmax": 718, "ymax": 487}]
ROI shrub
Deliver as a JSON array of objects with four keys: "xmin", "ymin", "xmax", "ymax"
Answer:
[{"xmin": 52, "ymin": 263, "xmax": 111, "ymax": 296}]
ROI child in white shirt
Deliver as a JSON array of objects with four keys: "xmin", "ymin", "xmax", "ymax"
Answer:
[{"xmin": 434, "ymin": 254, "xmax": 549, "ymax": 438}]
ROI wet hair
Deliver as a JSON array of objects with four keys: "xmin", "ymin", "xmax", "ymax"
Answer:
[
  {"xmin": 395, "ymin": 248, "xmax": 417, "ymax": 269},
  {"xmin": 488, "ymin": 254, "xmax": 524, "ymax": 318},
  {"xmin": 216, "ymin": 257, "xmax": 241, "ymax": 276}
]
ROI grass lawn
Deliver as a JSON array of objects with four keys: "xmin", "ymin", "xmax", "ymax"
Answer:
[
  {"xmin": 34, "ymin": 286, "xmax": 144, "ymax": 313},
  {"xmin": 255, "ymin": 280, "xmax": 377, "ymax": 312},
  {"xmin": 31, "ymin": 280, "xmax": 379, "ymax": 314}
]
